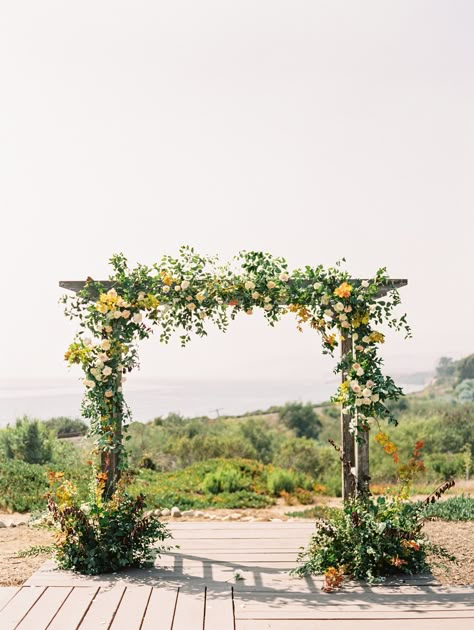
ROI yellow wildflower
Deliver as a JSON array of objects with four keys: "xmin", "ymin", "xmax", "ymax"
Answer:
[
  {"xmin": 334, "ymin": 282, "xmax": 353, "ymax": 298},
  {"xmin": 369, "ymin": 331, "xmax": 385, "ymax": 343}
]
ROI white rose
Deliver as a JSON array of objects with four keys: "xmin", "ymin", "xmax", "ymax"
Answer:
[
  {"xmin": 121, "ymin": 310, "xmax": 131, "ymax": 319},
  {"xmin": 362, "ymin": 336, "xmax": 370, "ymax": 343},
  {"xmin": 83, "ymin": 337, "xmax": 93, "ymax": 347},
  {"xmin": 264, "ymin": 296, "xmax": 271, "ymax": 303},
  {"xmin": 100, "ymin": 340, "xmax": 111, "ymax": 351},
  {"xmin": 355, "ymin": 345, "xmax": 364, "ymax": 352},
  {"xmin": 369, "ymin": 304, "xmax": 377, "ymax": 313},
  {"xmin": 105, "ymin": 390, "xmax": 113, "ymax": 398},
  {"xmin": 112, "ymin": 310, "xmax": 121, "ymax": 319},
  {"xmin": 371, "ymin": 393, "xmax": 380, "ymax": 402},
  {"xmin": 366, "ymin": 380, "xmax": 375, "ymax": 388},
  {"xmin": 244, "ymin": 281, "xmax": 255, "ymax": 290},
  {"xmin": 251, "ymin": 291, "xmax": 260, "ymax": 300},
  {"xmin": 350, "ymin": 382, "xmax": 361, "ymax": 393},
  {"xmin": 187, "ymin": 303, "xmax": 196, "ymax": 311},
  {"xmin": 352, "ymin": 333, "xmax": 359, "ymax": 340},
  {"xmin": 174, "ymin": 285, "xmax": 181, "ymax": 292},
  {"xmin": 267, "ymin": 281, "xmax": 276, "ymax": 289},
  {"xmin": 324, "ymin": 309, "xmax": 333, "ymax": 318},
  {"xmin": 313, "ymin": 282, "xmax": 322, "ymax": 291},
  {"xmin": 341, "ymin": 321, "xmax": 351, "ymax": 328},
  {"xmin": 162, "ymin": 286, "xmax": 170, "ymax": 294},
  {"xmin": 321, "ymin": 295, "xmax": 330, "ymax": 305},
  {"xmin": 104, "ymin": 326, "xmax": 112, "ymax": 334},
  {"xmin": 362, "ymin": 388, "xmax": 372, "ymax": 398},
  {"xmin": 181, "ymin": 280, "xmax": 190, "ymax": 290},
  {"xmin": 279, "ymin": 272, "xmax": 289, "ymax": 282},
  {"xmin": 356, "ymin": 367, "xmax": 364, "ymax": 376},
  {"xmin": 339, "ymin": 314, "xmax": 348, "ymax": 321},
  {"xmin": 107, "ymin": 288, "xmax": 117, "ymax": 297},
  {"xmin": 334, "ymin": 302, "xmax": 344, "ymax": 312},
  {"xmin": 199, "ymin": 312, "xmax": 206, "ymax": 319},
  {"xmin": 132, "ymin": 313, "xmax": 142, "ymax": 324},
  {"xmin": 137, "ymin": 291, "xmax": 146, "ymax": 301},
  {"xmin": 103, "ymin": 366, "xmax": 113, "ymax": 377},
  {"xmin": 361, "ymin": 280, "xmax": 370, "ymax": 288},
  {"xmin": 95, "ymin": 360, "xmax": 104, "ymax": 369},
  {"xmin": 98, "ymin": 353, "xmax": 109, "ymax": 362},
  {"xmin": 362, "ymin": 397, "xmax": 371, "ymax": 405},
  {"xmin": 264, "ymin": 303, "xmax": 272, "ymax": 311},
  {"xmin": 355, "ymin": 398, "xmax": 364, "ymax": 406}
]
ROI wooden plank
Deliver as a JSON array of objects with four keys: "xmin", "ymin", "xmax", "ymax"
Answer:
[
  {"xmin": 0, "ymin": 586, "xmax": 46, "ymax": 629},
  {"xmin": 172, "ymin": 587, "xmax": 205, "ymax": 630},
  {"xmin": 236, "ymin": 610, "xmax": 474, "ymax": 620},
  {"xmin": 237, "ymin": 621, "xmax": 473, "ymax": 630},
  {"xmin": 78, "ymin": 585, "xmax": 126, "ymax": 630},
  {"xmin": 204, "ymin": 588, "xmax": 234, "ymax": 630},
  {"xmin": 16, "ymin": 587, "xmax": 71, "ymax": 630},
  {"xmin": 0, "ymin": 588, "xmax": 21, "ymax": 612},
  {"xmin": 141, "ymin": 587, "xmax": 178, "ymax": 630},
  {"xmin": 109, "ymin": 586, "xmax": 151, "ymax": 629},
  {"xmin": 47, "ymin": 587, "xmax": 99, "ymax": 630}
]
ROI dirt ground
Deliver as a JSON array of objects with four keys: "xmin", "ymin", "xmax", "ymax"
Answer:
[{"xmin": 1, "ymin": 506, "xmax": 473, "ymax": 587}]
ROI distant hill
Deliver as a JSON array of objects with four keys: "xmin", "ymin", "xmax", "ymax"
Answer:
[{"xmin": 414, "ymin": 354, "xmax": 474, "ymax": 402}]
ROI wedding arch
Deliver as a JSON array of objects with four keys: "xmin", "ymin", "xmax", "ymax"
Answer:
[{"xmin": 60, "ymin": 247, "xmax": 408, "ymax": 500}]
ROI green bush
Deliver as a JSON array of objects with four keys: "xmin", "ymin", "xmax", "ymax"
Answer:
[
  {"xmin": 0, "ymin": 417, "xmax": 53, "ymax": 464},
  {"xmin": 44, "ymin": 417, "xmax": 88, "ymax": 437},
  {"xmin": 293, "ymin": 495, "xmax": 454, "ymax": 584},
  {"xmin": 423, "ymin": 495, "xmax": 474, "ymax": 521},
  {"xmin": 266, "ymin": 468, "xmax": 313, "ymax": 495},
  {"xmin": 202, "ymin": 465, "xmax": 250, "ymax": 494},
  {"xmin": 279, "ymin": 402, "xmax": 322, "ymax": 440}
]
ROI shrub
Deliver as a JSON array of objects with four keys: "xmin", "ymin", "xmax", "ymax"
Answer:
[
  {"xmin": 0, "ymin": 417, "xmax": 53, "ymax": 464},
  {"xmin": 275, "ymin": 437, "xmax": 322, "ymax": 476},
  {"xmin": 293, "ymin": 494, "xmax": 454, "ymax": 585},
  {"xmin": 44, "ymin": 417, "xmax": 88, "ymax": 437},
  {"xmin": 279, "ymin": 402, "xmax": 322, "ymax": 440},
  {"xmin": 47, "ymin": 473, "xmax": 171, "ymax": 575},
  {"xmin": 266, "ymin": 468, "xmax": 313, "ymax": 495},
  {"xmin": 202, "ymin": 466, "xmax": 250, "ymax": 494},
  {"xmin": 423, "ymin": 495, "xmax": 474, "ymax": 521}
]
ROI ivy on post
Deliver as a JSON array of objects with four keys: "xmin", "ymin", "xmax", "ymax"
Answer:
[{"xmin": 60, "ymin": 249, "xmax": 408, "ymax": 499}]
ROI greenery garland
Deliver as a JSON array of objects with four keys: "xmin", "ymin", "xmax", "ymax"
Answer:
[{"xmin": 62, "ymin": 247, "xmax": 411, "ymax": 472}]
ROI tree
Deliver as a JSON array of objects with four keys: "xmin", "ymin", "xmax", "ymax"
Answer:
[
  {"xmin": 279, "ymin": 402, "xmax": 322, "ymax": 440},
  {"xmin": 1, "ymin": 416, "xmax": 53, "ymax": 464}
]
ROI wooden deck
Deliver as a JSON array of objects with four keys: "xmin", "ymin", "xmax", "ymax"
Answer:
[{"xmin": 1, "ymin": 522, "xmax": 473, "ymax": 629}]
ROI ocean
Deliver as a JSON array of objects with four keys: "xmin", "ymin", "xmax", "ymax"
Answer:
[{"xmin": 0, "ymin": 377, "xmax": 426, "ymax": 427}]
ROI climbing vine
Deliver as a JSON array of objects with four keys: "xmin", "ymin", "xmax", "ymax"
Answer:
[{"xmin": 62, "ymin": 247, "xmax": 410, "ymax": 477}]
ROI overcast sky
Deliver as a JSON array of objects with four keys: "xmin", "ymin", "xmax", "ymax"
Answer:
[{"xmin": 0, "ymin": 1, "xmax": 473, "ymax": 384}]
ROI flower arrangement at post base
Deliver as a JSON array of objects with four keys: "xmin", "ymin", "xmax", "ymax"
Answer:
[{"xmin": 46, "ymin": 471, "xmax": 171, "ymax": 576}]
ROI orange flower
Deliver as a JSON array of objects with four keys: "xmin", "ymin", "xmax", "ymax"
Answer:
[
  {"xmin": 334, "ymin": 282, "xmax": 353, "ymax": 298},
  {"xmin": 228, "ymin": 299, "xmax": 239, "ymax": 306}
]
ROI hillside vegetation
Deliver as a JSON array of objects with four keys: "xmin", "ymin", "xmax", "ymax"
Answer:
[{"xmin": 0, "ymin": 355, "xmax": 473, "ymax": 513}]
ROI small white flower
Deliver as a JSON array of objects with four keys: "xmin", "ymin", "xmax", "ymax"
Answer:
[
  {"xmin": 369, "ymin": 304, "xmax": 377, "ymax": 313},
  {"xmin": 267, "ymin": 280, "xmax": 276, "ymax": 289},
  {"xmin": 356, "ymin": 367, "xmax": 364, "ymax": 376},
  {"xmin": 251, "ymin": 291, "xmax": 260, "ymax": 300},
  {"xmin": 264, "ymin": 303, "xmax": 272, "ymax": 311},
  {"xmin": 132, "ymin": 313, "xmax": 142, "ymax": 324},
  {"xmin": 279, "ymin": 272, "xmax": 289, "ymax": 282},
  {"xmin": 181, "ymin": 280, "xmax": 190, "ymax": 290},
  {"xmin": 264, "ymin": 296, "xmax": 271, "ymax": 303},
  {"xmin": 103, "ymin": 366, "xmax": 113, "ymax": 377},
  {"xmin": 174, "ymin": 285, "xmax": 181, "ymax": 292},
  {"xmin": 245, "ymin": 281, "xmax": 255, "ymax": 290},
  {"xmin": 100, "ymin": 340, "xmax": 111, "ymax": 351},
  {"xmin": 162, "ymin": 286, "xmax": 170, "ymax": 294},
  {"xmin": 83, "ymin": 337, "xmax": 93, "ymax": 347},
  {"xmin": 98, "ymin": 352, "xmax": 109, "ymax": 362},
  {"xmin": 334, "ymin": 302, "xmax": 345, "ymax": 312},
  {"xmin": 321, "ymin": 294, "xmax": 330, "ymax": 305},
  {"xmin": 352, "ymin": 333, "xmax": 359, "ymax": 340},
  {"xmin": 83, "ymin": 379, "xmax": 95, "ymax": 389},
  {"xmin": 362, "ymin": 336, "xmax": 370, "ymax": 343},
  {"xmin": 361, "ymin": 280, "xmax": 370, "ymax": 288},
  {"xmin": 216, "ymin": 297, "xmax": 223, "ymax": 305},
  {"xmin": 187, "ymin": 302, "xmax": 196, "ymax": 311},
  {"xmin": 313, "ymin": 282, "xmax": 322, "ymax": 291},
  {"xmin": 95, "ymin": 360, "xmax": 104, "ymax": 369}
]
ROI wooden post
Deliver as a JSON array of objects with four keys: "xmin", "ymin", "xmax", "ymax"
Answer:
[
  {"xmin": 355, "ymin": 426, "xmax": 370, "ymax": 495},
  {"xmin": 102, "ymin": 375, "xmax": 123, "ymax": 497},
  {"xmin": 341, "ymin": 336, "xmax": 356, "ymax": 499}
]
